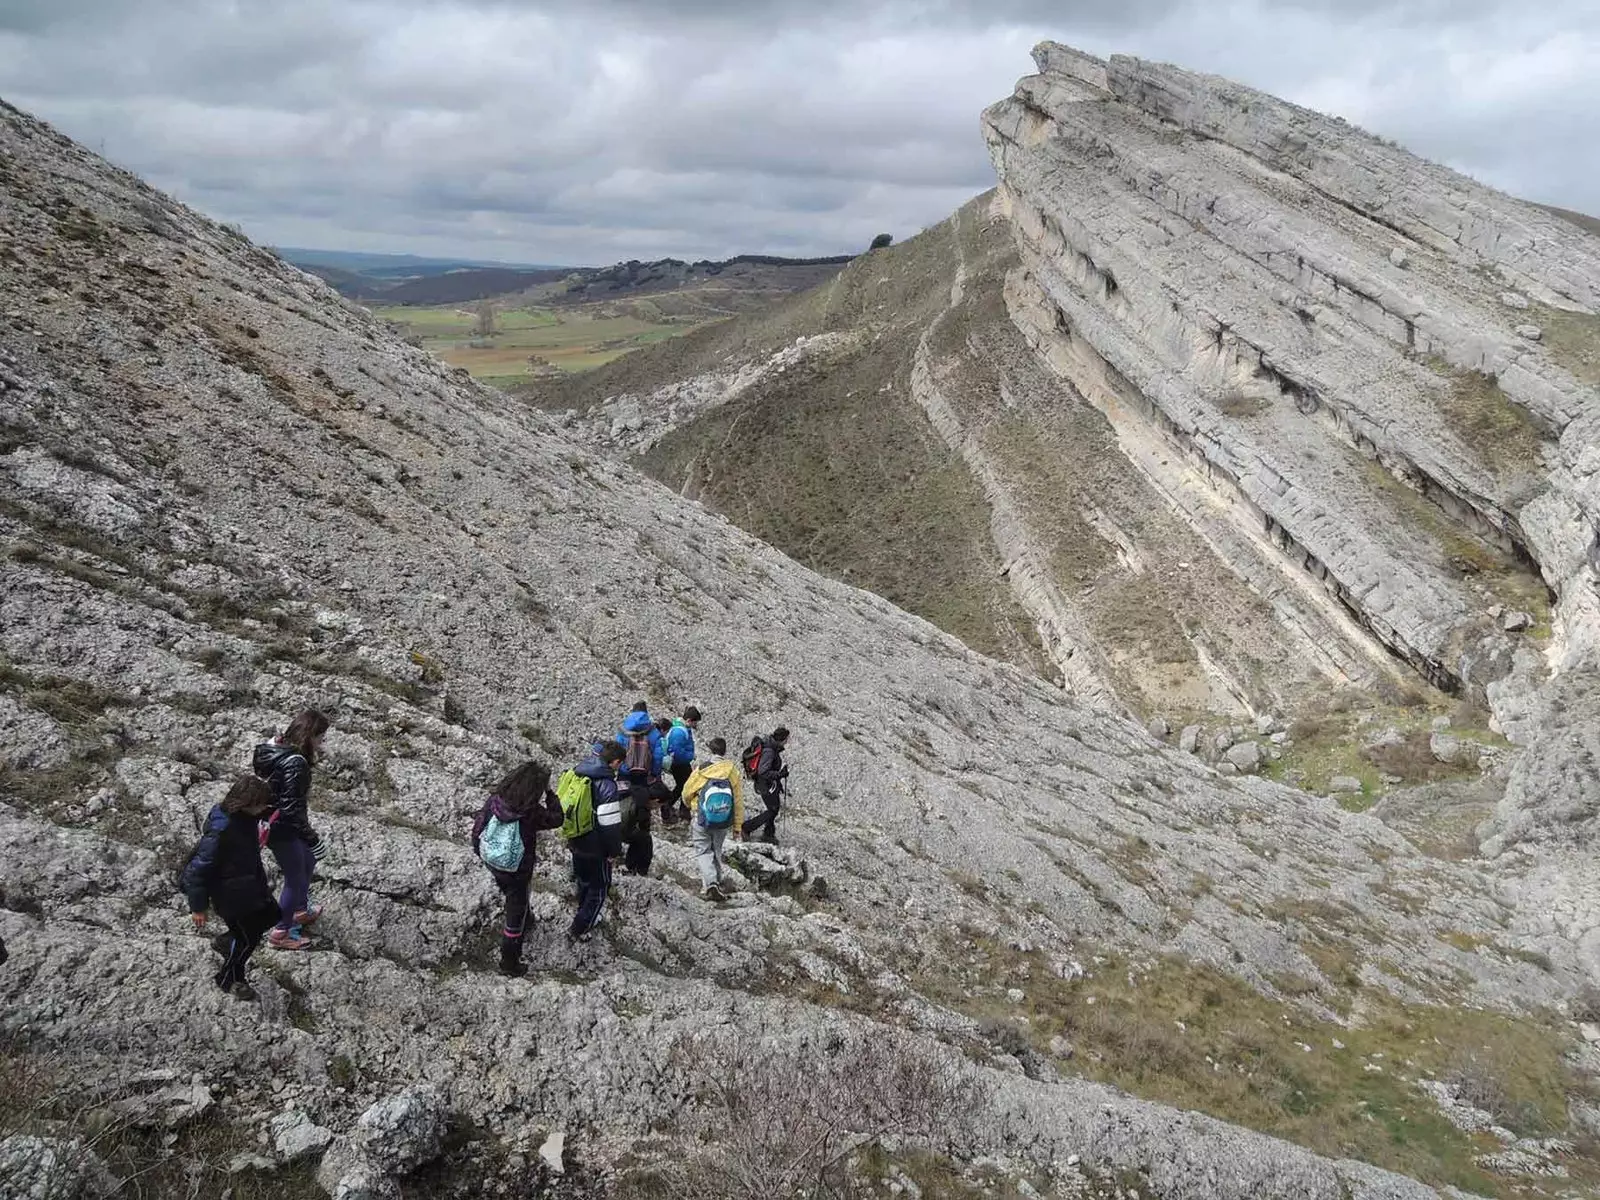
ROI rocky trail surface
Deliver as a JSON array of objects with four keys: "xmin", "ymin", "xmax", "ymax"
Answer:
[{"xmin": 1, "ymin": 49, "xmax": 1600, "ymax": 1200}]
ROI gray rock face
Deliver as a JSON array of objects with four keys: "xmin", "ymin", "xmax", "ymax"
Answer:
[
  {"xmin": 317, "ymin": 1086, "xmax": 448, "ymax": 1197},
  {"xmin": 983, "ymin": 42, "xmax": 1600, "ymax": 722},
  {"xmin": 272, "ymin": 1109, "xmax": 335, "ymax": 1162},
  {"xmin": 0, "ymin": 1136, "xmax": 118, "ymax": 1200},
  {"xmin": 0, "ymin": 83, "xmax": 1597, "ymax": 1198}
]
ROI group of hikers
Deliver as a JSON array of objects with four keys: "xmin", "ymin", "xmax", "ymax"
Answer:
[{"xmin": 178, "ymin": 702, "xmax": 793, "ymax": 995}]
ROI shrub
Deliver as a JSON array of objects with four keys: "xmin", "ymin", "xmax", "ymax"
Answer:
[{"xmin": 656, "ymin": 1031, "xmax": 990, "ymax": 1199}]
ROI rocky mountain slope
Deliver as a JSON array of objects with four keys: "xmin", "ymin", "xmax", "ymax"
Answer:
[
  {"xmin": 1, "ymin": 52, "xmax": 1599, "ymax": 1200},
  {"xmin": 548, "ymin": 46, "xmax": 1600, "ymax": 816}
]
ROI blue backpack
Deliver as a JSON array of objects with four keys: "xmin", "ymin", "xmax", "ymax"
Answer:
[
  {"xmin": 480, "ymin": 814, "xmax": 525, "ymax": 872},
  {"xmin": 699, "ymin": 779, "xmax": 735, "ymax": 829}
]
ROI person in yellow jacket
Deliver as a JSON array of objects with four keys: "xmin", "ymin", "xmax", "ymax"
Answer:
[{"xmin": 682, "ymin": 737, "xmax": 744, "ymax": 901}]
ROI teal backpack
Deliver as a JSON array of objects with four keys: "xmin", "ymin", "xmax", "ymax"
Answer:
[
  {"xmin": 480, "ymin": 814, "xmax": 525, "ymax": 872},
  {"xmin": 699, "ymin": 779, "xmax": 735, "ymax": 829}
]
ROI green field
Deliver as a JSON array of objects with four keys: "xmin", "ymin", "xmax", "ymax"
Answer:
[{"xmin": 371, "ymin": 301, "xmax": 705, "ymax": 384}]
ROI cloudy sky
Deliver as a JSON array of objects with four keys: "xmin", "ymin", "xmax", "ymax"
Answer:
[{"xmin": 2, "ymin": 0, "xmax": 1596, "ymax": 265}]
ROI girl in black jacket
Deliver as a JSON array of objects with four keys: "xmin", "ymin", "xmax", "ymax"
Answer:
[
  {"xmin": 253, "ymin": 708, "xmax": 330, "ymax": 950},
  {"xmin": 180, "ymin": 775, "xmax": 280, "ymax": 1000}
]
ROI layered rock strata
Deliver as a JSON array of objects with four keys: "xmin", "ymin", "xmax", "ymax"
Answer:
[{"xmin": 983, "ymin": 44, "xmax": 1600, "ymax": 719}]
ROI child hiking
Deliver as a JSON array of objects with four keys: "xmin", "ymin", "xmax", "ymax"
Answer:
[
  {"xmin": 560, "ymin": 741, "xmax": 626, "ymax": 942},
  {"xmin": 470, "ymin": 761, "xmax": 563, "ymax": 978},
  {"xmin": 682, "ymin": 736, "xmax": 743, "ymax": 901},
  {"xmin": 662, "ymin": 705, "xmax": 701, "ymax": 822},
  {"xmin": 253, "ymin": 709, "xmax": 330, "ymax": 950},
  {"xmin": 180, "ymin": 775, "xmax": 281, "ymax": 1000}
]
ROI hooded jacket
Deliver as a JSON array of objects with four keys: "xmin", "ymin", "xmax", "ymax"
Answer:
[
  {"xmin": 664, "ymin": 719, "xmax": 695, "ymax": 771},
  {"xmin": 753, "ymin": 737, "xmax": 787, "ymax": 791},
  {"xmin": 471, "ymin": 789, "xmax": 563, "ymax": 875},
  {"xmin": 180, "ymin": 805, "xmax": 272, "ymax": 914},
  {"xmin": 569, "ymin": 754, "xmax": 625, "ymax": 859},
  {"xmin": 617, "ymin": 711, "xmax": 664, "ymax": 778},
  {"xmin": 682, "ymin": 757, "xmax": 744, "ymax": 829},
  {"xmin": 252, "ymin": 739, "xmax": 321, "ymax": 849}
]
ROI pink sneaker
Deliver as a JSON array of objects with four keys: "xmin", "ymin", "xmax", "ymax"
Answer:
[
  {"xmin": 292, "ymin": 905, "xmax": 324, "ymax": 926},
  {"xmin": 268, "ymin": 927, "xmax": 312, "ymax": 951}
]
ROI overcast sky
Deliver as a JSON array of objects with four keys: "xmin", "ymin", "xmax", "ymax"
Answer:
[{"xmin": 2, "ymin": 1, "xmax": 1596, "ymax": 265}]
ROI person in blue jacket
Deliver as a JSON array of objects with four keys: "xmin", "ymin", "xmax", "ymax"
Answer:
[
  {"xmin": 662, "ymin": 706, "xmax": 701, "ymax": 821},
  {"xmin": 180, "ymin": 774, "xmax": 280, "ymax": 1001}
]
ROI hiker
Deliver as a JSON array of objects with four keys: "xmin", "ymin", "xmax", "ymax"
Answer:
[
  {"xmin": 653, "ymin": 716, "xmax": 678, "ymax": 824},
  {"xmin": 740, "ymin": 726, "xmax": 791, "ymax": 845},
  {"xmin": 617, "ymin": 710, "xmax": 662, "ymax": 874},
  {"xmin": 180, "ymin": 775, "xmax": 282, "ymax": 1000},
  {"xmin": 559, "ymin": 741, "xmax": 627, "ymax": 941},
  {"xmin": 682, "ymin": 736, "xmax": 743, "ymax": 901},
  {"xmin": 470, "ymin": 761, "xmax": 563, "ymax": 978},
  {"xmin": 253, "ymin": 709, "xmax": 330, "ymax": 951},
  {"xmin": 663, "ymin": 706, "xmax": 701, "ymax": 821}
]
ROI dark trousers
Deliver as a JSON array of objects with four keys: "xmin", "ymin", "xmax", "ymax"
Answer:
[
  {"xmin": 663, "ymin": 762, "xmax": 692, "ymax": 822},
  {"xmin": 622, "ymin": 775, "xmax": 655, "ymax": 874},
  {"xmin": 270, "ymin": 838, "xmax": 315, "ymax": 931},
  {"xmin": 215, "ymin": 898, "xmax": 280, "ymax": 989},
  {"xmin": 741, "ymin": 783, "xmax": 782, "ymax": 841},
  {"xmin": 492, "ymin": 870, "xmax": 532, "ymax": 964},
  {"xmin": 570, "ymin": 853, "xmax": 610, "ymax": 938}
]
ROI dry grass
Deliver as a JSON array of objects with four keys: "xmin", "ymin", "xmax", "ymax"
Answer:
[
  {"xmin": 1425, "ymin": 361, "xmax": 1547, "ymax": 475},
  {"xmin": 907, "ymin": 936, "xmax": 1597, "ymax": 1196}
]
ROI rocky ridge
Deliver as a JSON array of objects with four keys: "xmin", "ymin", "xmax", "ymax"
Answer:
[{"xmin": 1, "ymin": 67, "xmax": 1599, "ymax": 1200}]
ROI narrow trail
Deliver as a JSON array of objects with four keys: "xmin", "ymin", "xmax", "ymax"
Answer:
[{"xmin": 906, "ymin": 211, "xmax": 1121, "ymax": 710}]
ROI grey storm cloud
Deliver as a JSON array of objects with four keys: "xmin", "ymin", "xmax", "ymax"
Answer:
[{"xmin": 1, "ymin": 0, "xmax": 1596, "ymax": 264}]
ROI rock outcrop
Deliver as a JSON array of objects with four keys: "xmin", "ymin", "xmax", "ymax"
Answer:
[
  {"xmin": 983, "ymin": 44, "xmax": 1600, "ymax": 723},
  {"xmin": 2, "ymin": 61, "xmax": 1599, "ymax": 1200}
]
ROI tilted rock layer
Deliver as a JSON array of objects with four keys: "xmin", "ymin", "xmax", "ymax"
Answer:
[
  {"xmin": 2, "ymin": 53, "xmax": 1600, "ymax": 1200},
  {"xmin": 983, "ymin": 44, "xmax": 1600, "ymax": 716}
]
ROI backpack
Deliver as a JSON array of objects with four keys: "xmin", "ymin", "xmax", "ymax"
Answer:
[
  {"xmin": 556, "ymin": 769, "xmax": 596, "ymax": 840},
  {"xmin": 479, "ymin": 813, "xmax": 525, "ymax": 872},
  {"xmin": 741, "ymin": 736, "xmax": 764, "ymax": 780},
  {"xmin": 624, "ymin": 734, "xmax": 653, "ymax": 777},
  {"xmin": 699, "ymin": 778, "xmax": 735, "ymax": 829}
]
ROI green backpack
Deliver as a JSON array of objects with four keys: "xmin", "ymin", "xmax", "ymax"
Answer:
[{"xmin": 556, "ymin": 769, "xmax": 595, "ymax": 840}]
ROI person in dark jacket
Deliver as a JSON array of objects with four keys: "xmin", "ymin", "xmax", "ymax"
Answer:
[
  {"xmin": 617, "ymin": 710, "xmax": 664, "ymax": 874},
  {"xmin": 471, "ymin": 761, "xmax": 563, "ymax": 977},
  {"xmin": 253, "ymin": 709, "xmax": 330, "ymax": 950},
  {"xmin": 567, "ymin": 741, "xmax": 626, "ymax": 941},
  {"xmin": 740, "ymin": 726, "xmax": 791, "ymax": 844},
  {"xmin": 181, "ymin": 775, "xmax": 281, "ymax": 1000}
]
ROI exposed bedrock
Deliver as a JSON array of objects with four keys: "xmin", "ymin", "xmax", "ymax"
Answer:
[{"xmin": 983, "ymin": 42, "xmax": 1600, "ymax": 728}]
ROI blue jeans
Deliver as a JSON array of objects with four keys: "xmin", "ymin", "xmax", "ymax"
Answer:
[
  {"xmin": 569, "ymin": 853, "xmax": 610, "ymax": 939},
  {"xmin": 270, "ymin": 838, "xmax": 315, "ymax": 931}
]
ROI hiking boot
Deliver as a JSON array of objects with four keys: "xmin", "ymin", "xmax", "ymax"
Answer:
[
  {"xmin": 210, "ymin": 932, "xmax": 232, "ymax": 957},
  {"xmin": 292, "ymin": 905, "xmax": 324, "ymax": 926},
  {"xmin": 701, "ymin": 884, "xmax": 726, "ymax": 903},
  {"xmin": 230, "ymin": 982, "xmax": 259, "ymax": 1002},
  {"xmin": 498, "ymin": 959, "xmax": 528, "ymax": 978},
  {"xmin": 268, "ymin": 927, "xmax": 312, "ymax": 951}
]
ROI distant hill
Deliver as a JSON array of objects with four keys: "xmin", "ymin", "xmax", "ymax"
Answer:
[
  {"xmin": 1539, "ymin": 203, "xmax": 1600, "ymax": 239},
  {"xmin": 278, "ymin": 242, "xmax": 858, "ymax": 307},
  {"xmin": 379, "ymin": 267, "xmax": 574, "ymax": 306}
]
